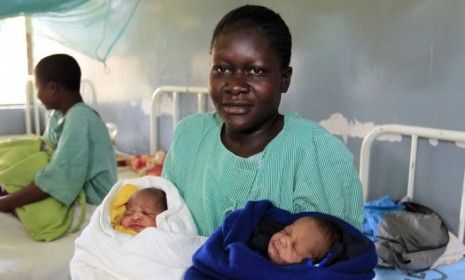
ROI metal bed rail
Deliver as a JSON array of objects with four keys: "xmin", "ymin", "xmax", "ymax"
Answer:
[
  {"xmin": 359, "ymin": 124, "xmax": 465, "ymax": 240},
  {"xmin": 149, "ymin": 86, "xmax": 209, "ymax": 155}
]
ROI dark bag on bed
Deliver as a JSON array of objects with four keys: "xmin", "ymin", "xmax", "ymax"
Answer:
[{"xmin": 374, "ymin": 201, "xmax": 449, "ymax": 273}]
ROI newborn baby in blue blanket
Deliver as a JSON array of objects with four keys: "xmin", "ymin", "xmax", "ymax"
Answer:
[
  {"xmin": 185, "ymin": 200, "xmax": 377, "ymax": 280},
  {"xmin": 249, "ymin": 214, "xmax": 342, "ymax": 266}
]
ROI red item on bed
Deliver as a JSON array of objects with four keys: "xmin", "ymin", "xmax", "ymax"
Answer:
[{"xmin": 128, "ymin": 151, "xmax": 166, "ymax": 176}]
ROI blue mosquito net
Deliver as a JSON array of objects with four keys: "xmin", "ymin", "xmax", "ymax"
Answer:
[{"xmin": 0, "ymin": 0, "xmax": 140, "ymax": 63}]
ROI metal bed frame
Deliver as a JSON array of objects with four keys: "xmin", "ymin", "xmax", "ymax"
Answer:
[
  {"xmin": 149, "ymin": 86, "xmax": 209, "ymax": 155},
  {"xmin": 359, "ymin": 124, "xmax": 465, "ymax": 241}
]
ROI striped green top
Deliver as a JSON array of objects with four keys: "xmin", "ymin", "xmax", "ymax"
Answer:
[
  {"xmin": 162, "ymin": 112, "xmax": 363, "ymax": 236},
  {"xmin": 36, "ymin": 103, "xmax": 117, "ymax": 205}
]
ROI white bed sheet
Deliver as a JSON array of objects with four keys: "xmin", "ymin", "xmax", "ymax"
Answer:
[
  {"xmin": 374, "ymin": 258, "xmax": 465, "ymax": 280},
  {"xmin": 0, "ymin": 205, "xmax": 95, "ymax": 280},
  {"xmin": 0, "ymin": 166, "xmax": 140, "ymax": 279},
  {"xmin": 0, "ymin": 134, "xmax": 37, "ymax": 140},
  {"xmin": 117, "ymin": 166, "xmax": 140, "ymax": 180}
]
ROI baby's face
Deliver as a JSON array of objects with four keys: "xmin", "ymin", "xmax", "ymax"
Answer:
[
  {"xmin": 120, "ymin": 192, "xmax": 163, "ymax": 233},
  {"xmin": 267, "ymin": 217, "xmax": 330, "ymax": 265}
]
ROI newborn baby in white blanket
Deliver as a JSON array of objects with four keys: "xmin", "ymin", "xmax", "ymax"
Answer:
[{"xmin": 70, "ymin": 176, "xmax": 206, "ymax": 280}]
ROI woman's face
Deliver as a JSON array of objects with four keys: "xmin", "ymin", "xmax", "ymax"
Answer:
[
  {"xmin": 209, "ymin": 27, "xmax": 291, "ymax": 133},
  {"xmin": 35, "ymin": 77, "xmax": 57, "ymax": 110}
]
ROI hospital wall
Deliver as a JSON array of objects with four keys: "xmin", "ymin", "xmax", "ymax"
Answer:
[{"xmin": 8, "ymin": 0, "xmax": 465, "ymax": 233}]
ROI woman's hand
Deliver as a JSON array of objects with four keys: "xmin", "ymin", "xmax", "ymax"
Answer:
[
  {"xmin": 0, "ymin": 185, "xmax": 7, "ymax": 196},
  {"xmin": 0, "ymin": 182, "xmax": 49, "ymax": 212}
]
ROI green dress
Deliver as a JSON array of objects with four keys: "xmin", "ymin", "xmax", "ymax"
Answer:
[
  {"xmin": 36, "ymin": 102, "xmax": 117, "ymax": 206},
  {"xmin": 162, "ymin": 112, "xmax": 364, "ymax": 236}
]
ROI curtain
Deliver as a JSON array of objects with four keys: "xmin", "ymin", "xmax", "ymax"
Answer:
[{"xmin": 0, "ymin": 0, "xmax": 140, "ymax": 63}]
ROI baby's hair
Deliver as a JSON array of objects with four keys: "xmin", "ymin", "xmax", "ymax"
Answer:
[
  {"xmin": 312, "ymin": 216, "xmax": 343, "ymax": 247},
  {"xmin": 211, "ymin": 5, "xmax": 292, "ymax": 69},
  {"xmin": 138, "ymin": 188, "xmax": 167, "ymax": 212},
  {"xmin": 34, "ymin": 54, "xmax": 81, "ymax": 92}
]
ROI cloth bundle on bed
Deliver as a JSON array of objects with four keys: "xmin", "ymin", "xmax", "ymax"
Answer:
[
  {"xmin": 0, "ymin": 137, "xmax": 85, "ymax": 241},
  {"xmin": 70, "ymin": 176, "xmax": 206, "ymax": 280},
  {"xmin": 185, "ymin": 200, "xmax": 377, "ymax": 280},
  {"xmin": 364, "ymin": 196, "xmax": 450, "ymax": 273}
]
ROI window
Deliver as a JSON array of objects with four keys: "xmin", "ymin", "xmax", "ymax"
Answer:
[{"xmin": 0, "ymin": 16, "xmax": 28, "ymax": 105}]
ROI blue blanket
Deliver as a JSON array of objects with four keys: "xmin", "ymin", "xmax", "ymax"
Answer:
[
  {"xmin": 363, "ymin": 196, "xmax": 405, "ymax": 242},
  {"xmin": 185, "ymin": 200, "xmax": 377, "ymax": 280}
]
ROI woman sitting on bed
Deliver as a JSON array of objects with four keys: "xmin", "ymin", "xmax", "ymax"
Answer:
[
  {"xmin": 162, "ymin": 4, "xmax": 364, "ymax": 236},
  {"xmin": 0, "ymin": 54, "xmax": 117, "ymax": 240}
]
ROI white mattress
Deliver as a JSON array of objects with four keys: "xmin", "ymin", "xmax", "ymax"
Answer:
[
  {"xmin": 0, "ymin": 205, "xmax": 95, "ymax": 280},
  {"xmin": 0, "ymin": 134, "xmax": 37, "ymax": 140},
  {"xmin": 117, "ymin": 166, "xmax": 140, "ymax": 180},
  {"xmin": 0, "ymin": 167, "xmax": 139, "ymax": 279}
]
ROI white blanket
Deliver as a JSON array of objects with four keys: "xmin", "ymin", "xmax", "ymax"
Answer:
[{"xmin": 70, "ymin": 176, "xmax": 206, "ymax": 280}]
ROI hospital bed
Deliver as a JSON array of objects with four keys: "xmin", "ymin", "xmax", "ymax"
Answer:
[
  {"xmin": 8, "ymin": 84, "xmax": 464, "ymax": 279},
  {"xmin": 0, "ymin": 79, "xmax": 98, "ymax": 279},
  {"xmin": 0, "ymin": 86, "xmax": 209, "ymax": 279},
  {"xmin": 359, "ymin": 124, "xmax": 465, "ymax": 280}
]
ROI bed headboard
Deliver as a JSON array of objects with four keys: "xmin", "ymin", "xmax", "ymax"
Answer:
[
  {"xmin": 359, "ymin": 124, "xmax": 465, "ymax": 240},
  {"xmin": 150, "ymin": 86, "xmax": 209, "ymax": 155}
]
